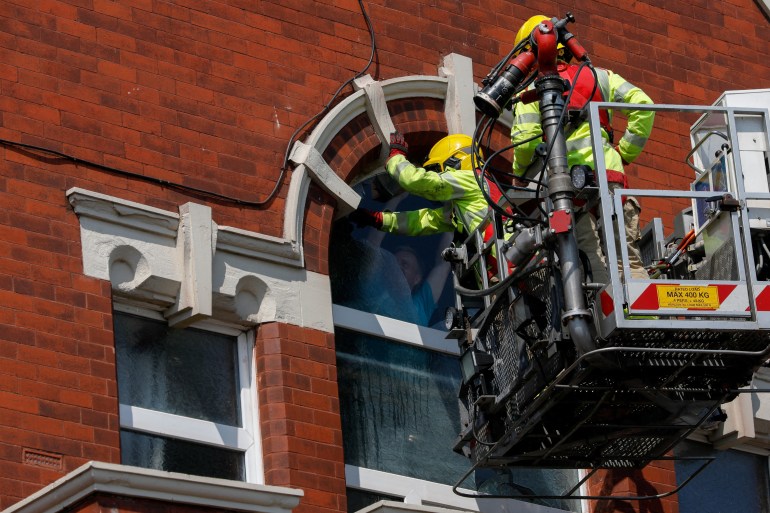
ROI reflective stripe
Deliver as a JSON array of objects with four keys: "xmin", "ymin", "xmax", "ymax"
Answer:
[
  {"xmin": 566, "ymin": 136, "xmax": 614, "ymax": 154},
  {"xmin": 596, "ymin": 69, "xmax": 610, "ymax": 102},
  {"xmin": 511, "ymin": 129, "xmax": 532, "ymax": 140},
  {"xmin": 467, "ymin": 204, "xmax": 488, "ymax": 222},
  {"xmin": 595, "ymin": 69, "xmax": 613, "ymax": 126},
  {"xmin": 623, "ymin": 129, "xmax": 649, "ymax": 148},
  {"xmin": 614, "ymin": 81, "xmax": 635, "ymax": 102},
  {"xmin": 566, "ymin": 136, "xmax": 592, "ymax": 153},
  {"xmin": 453, "ymin": 201, "xmax": 488, "ymax": 233},
  {"xmin": 393, "ymin": 159, "xmax": 411, "ymax": 181},
  {"xmin": 514, "ymin": 112, "xmax": 541, "ymax": 125},
  {"xmin": 441, "ymin": 171, "xmax": 468, "ymax": 197}
]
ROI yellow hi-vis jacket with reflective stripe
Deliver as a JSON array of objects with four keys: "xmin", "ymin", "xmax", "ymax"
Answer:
[
  {"xmin": 380, "ymin": 154, "xmax": 490, "ymax": 236},
  {"xmin": 511, "ymin": 65, "xmax": 654, "ymax": 178}
]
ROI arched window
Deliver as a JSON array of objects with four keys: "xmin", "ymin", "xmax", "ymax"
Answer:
[{"xmin": 303, "ymin": 55, "xmax": 584, "ymax": 512}]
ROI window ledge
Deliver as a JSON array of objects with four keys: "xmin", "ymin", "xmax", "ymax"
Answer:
[
  {"xmin": 355, "ymin": 501, "xmax": 474, "ymax": 513},
  {"xmin": 3, "ymin": 461, "xmax": 302, "ymax": 513}
]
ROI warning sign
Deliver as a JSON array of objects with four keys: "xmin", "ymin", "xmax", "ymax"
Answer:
[{"xmin": 656, "ymin": 285, "xmax": 720, "ymax": 310}]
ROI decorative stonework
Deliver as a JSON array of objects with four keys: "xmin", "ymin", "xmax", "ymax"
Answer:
[
  {"xmin": 65, "ymin": 54, "xmax": 484, "ymax": 335},
  {"xmin": 67, "ymin": 187, "xmax": 334, "ymax": 333}
]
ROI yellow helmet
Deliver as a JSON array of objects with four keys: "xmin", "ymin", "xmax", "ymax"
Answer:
[
  {"xmin": 514, "ymin": 15, "xmax": 565, "ymax": 56},
  {"xmin": 423, "ymin": 134, "xmax": 481, "ymax": 171}
]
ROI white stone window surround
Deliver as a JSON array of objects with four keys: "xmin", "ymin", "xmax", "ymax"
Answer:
[
  {"xmin": 67, "ymin": 187, "xmax": 334, "ymax": 333},
  {"xmin": 66, "ymin": 186, "xmax": 335, "ymax": 486},
  {"xmin": 115, "ymin": 304, "xmax": 262, "ymax": 484}
]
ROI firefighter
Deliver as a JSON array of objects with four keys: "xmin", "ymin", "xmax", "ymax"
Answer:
[
  {"xmin": 350, "ymin": 132, "xmax": 493, "ymax": 240},
  {"xmin": 350, "ymin": 132, "xmax": 508, "ymax": 280},
  {"xmin": 510, "ymin": 15, "xmax": 654, "ymax": 284}
]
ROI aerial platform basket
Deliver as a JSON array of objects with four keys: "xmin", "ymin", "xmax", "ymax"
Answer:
[{"xmin": 450, "ymin": 102, "xmax": 770, "ymax": 497}]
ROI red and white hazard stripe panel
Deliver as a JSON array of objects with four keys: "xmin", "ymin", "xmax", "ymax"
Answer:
[
  {"xmin": 626, "ymin": 282, "xmax": 749, "ymax": 314},
  {"xmin": 750, "ymin": 284, "xmax": 770, "ymax": 326},
  {"xmin": 754, "ymin": 284, "xmax": 770, "ymax": 312}
]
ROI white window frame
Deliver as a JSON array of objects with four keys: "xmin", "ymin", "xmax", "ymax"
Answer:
[
  {"xmin": 332, "ymin": 304, "xmax": 587, "ymax": 513},
  {"xmin": 114, "ymin": 303, "xmax": 263, "ymax": 484}
]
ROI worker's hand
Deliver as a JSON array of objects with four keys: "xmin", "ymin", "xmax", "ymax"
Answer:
[
  {"xmin": 349, "ymin": 208, "xmax": 383, "ymax": 229},
  {"xmin": 389, "ymin": 131, "xmax": 408, "ymax": 158}
]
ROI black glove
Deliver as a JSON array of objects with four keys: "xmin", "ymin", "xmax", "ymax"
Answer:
[
  {"xmin": 389, "ymin": 131, "xmax": 408, "ymax": 158},
  {"xmin": 349, "ymin": 208, "xmax": 383, "ymax": 229}
]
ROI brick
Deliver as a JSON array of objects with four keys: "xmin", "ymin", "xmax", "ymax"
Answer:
[
  {"xmin": 290, "ymin": 358, "xmax": 329, "ymax": 379},
  {"xmin": 96, "ymin": 60, "xmax": 137, "ymax": 83}
]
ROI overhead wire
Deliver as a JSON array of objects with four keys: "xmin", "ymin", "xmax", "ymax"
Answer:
[
  {"xmin": 0, "ymin": 0, "xmax": 377, "ymax": 209},
  {"xmin": 275, "ymin": 0, "xmax": 377, "ymax": 206}
]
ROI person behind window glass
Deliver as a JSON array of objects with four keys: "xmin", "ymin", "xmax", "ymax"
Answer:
[
  {"xmin": 393, "ymin": 245, "xmax": 449, "ymax": 327},
  {"xmin": 357, "ymin": 189, "xmax": 452, "ymax": 327}
]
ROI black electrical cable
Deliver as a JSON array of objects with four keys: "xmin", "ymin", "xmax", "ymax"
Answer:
[
  {"xmin": 471, "ymin": 114, "xmax": 543, "ymax": 226},
  {"xmin": 0, "ymin": 0, "xmax": 377, "ymax": 210},
  {"xmin": 0, "ymin": 138, "xmax": 265, "ymax": 206},
  {"xmin": 454, "ymin": 262, "xmax": 550, "ymax": 298},
  {"xmin": 275, "ymin": 0, "xmax": 377, "ymax": 205},
  {"xmin": 478, "ymin": 138, "xmax": 544, "ymax": 224}
]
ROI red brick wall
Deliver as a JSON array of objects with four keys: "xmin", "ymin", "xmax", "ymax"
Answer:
[
  {"xmin": 0, "ymin": 0, "xmax": 768, "ymax": 512},
  {"xmin": 0, "ymin": 177, "xmax": 118, "ymax": 509},
  {"xmin": 256, "ymin": 322, "xmax": 345, "ymax": 513}
]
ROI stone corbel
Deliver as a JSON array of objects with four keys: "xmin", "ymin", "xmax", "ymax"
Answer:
[{"xmin": 66, "ymin": 188, "xmax": 334, "ymax": 333}]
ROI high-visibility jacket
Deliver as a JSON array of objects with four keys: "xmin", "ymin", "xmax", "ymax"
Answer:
[
  {"xmin": 381, "ymin": 154, "xmax": 491, "ymax": 236},
  {"xmin": 511, "ymin": 63, "xmax": 654, "ymax": 182}
]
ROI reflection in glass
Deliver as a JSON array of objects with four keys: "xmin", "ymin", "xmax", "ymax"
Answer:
[
  {"xmin": 336, "ymin": 328, "xmax": 468, "ymax": 485},
  {"xmin": 121, "ymin": 429, "xmax": 245, "ymax": 481},
  {"xmin": 330, "ymin": 225, "xmax": 420, "ymax": 323},
  {"xmin": 474, "ymin": 467, "xmax": 582, "ymax": 511},
  {"xmin": 114, "ymin": 312, "xmax": 241, "ymax": 426}
]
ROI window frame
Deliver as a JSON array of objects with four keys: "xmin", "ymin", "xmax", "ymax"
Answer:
[
  {"xmin": 114, "ymin": 303, "xmax": 263, "ymax": 484},
  {"xmin": 332, "ymin": 304, "xmax": 587, "ymax": 512}
]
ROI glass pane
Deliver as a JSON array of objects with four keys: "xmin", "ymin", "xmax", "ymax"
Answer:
[
  {"xmin": 336, "ymin": 328, "xmax": 468, "ymax": 485},
  {"xmin": 114, "ymin": 312, "xmax": 241, "ymax": 426},
  {"xmin": 337, "ymin": 328, "xmax": 582, "ymax": 511},
  {"xmin": 121, "ymin": 429, "xmax": 245, "ymax": 481},
  {"xmin": 330, "ymin": 179, "xmax": 454, "ymax": 328},
  {"xmin": 675, "ymin": 440, "xmax": 770, "ymax": 513},
  {"xmin": 346, "ymin": 488, "xmax": 402, "ymax": 513}
]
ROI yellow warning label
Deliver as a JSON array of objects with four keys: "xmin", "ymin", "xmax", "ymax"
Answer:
[{"xmin": 656, "ymin": 285, "xmax": 720, "ymax": 309}]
